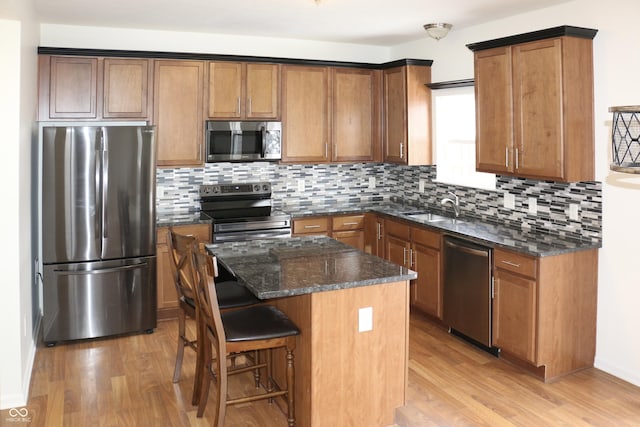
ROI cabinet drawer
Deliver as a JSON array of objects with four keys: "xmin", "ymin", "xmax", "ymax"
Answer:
[
  {"xmin": 157, "ymin": 224, "xmax": 211, "ymax": 245},
  {"xmin": 384, "ymin": 219, "xmax": 410, "ymax": 240},
  {"xmin": 293, "ymin": 217, "xmax": 330, "ymax": 234},
  {"xmin": 411, "ymin": 226, "xmax": 440, "ymax": 250},
  {"xmin": 332, "ymin": 214, "xmax": 364, "ymax": 231},
  {"xmin": 494, "ymin": 248, "xmax": 537, "ymax": 279}
]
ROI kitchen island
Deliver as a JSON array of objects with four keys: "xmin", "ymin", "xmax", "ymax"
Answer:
[{"xmin": 206, "ymin": 236, "xmax": 417, "ymax": 427}]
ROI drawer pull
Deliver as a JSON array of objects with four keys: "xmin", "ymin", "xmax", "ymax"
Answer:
[
  {"xmin": 501, "ymin": 260, "xmax": 521, "ymax": 268},
  {"xmin": 304, "ymin": 225, "xmax": 321, "ymax": 229},
  {"xmin": 342, "ymin": 222, "xmax": 359, "ymax": 226}
]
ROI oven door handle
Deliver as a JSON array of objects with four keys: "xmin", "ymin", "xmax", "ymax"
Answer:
[{"xmin": 261, "ymin": 126, "xmax": 266, "ymax": 158}]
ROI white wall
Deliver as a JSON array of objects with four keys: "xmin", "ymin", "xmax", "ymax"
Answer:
[
  {"xmin": 0, "ymin": 0, "xmax": 39, "ymax": 410},
  {"xmin": 30, "ymin": 0, "xmax": 640, "ymax": 392}
]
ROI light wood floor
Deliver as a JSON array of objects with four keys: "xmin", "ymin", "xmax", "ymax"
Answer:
[{"xmin": 8, "ymin": 311, "xmax": 640, "ymax": 426}]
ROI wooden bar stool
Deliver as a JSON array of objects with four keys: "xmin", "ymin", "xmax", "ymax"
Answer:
[
  {"xmin": 167, "ymin": 230, "xmax": 259, "ymax": 405},
  {"xmin": 192, "ymin": 252, "xmax": 300, "ymax": 427}
]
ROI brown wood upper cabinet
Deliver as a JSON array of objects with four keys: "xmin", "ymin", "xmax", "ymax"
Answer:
[
  {"xmin": 206, "ymin": 62, "xmax": 280, "ymax": 120},
  {"xmin": 38, "ymin": 55, "xmax": 152, "ymax": 121},
  {"xmin": 282, "ymin": 65, "xmax": 381, "ymax": 163},
  {"xmin": 382, "ymin": 65, "xmax": 432, "ymax": 165},
  {"xmin": 153, "ymin": 60, "xmax": 205, "ymax": 167},
  {"xmin": 474, "ymin": 36, "xmax": 595, "ymax": 181}
]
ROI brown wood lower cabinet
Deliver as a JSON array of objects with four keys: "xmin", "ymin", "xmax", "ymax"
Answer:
[
  {"xmin": 383, "ymin": 218, "xmax": 443, "ymax": 319},
  {"xmin": 156, "ymin": 223, "xmax": 211, "ymax": 319},
  {"xmin": 292, "ymin": 214, "xmax": 365, "ymax": 250},
  {"xmin": 493, "ymin": 247, "xmax": 598, "ymax": 381}
]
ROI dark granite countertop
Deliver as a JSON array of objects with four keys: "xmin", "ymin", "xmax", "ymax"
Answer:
[
  {"xmin": 156, "ymin": 212, "xmax": 212, "ymax": 228},
  {"xmin": 205, "ymin": 235, "xmax": 417, "ymax": 299},
  {"xmin": 281, "ymin": 201, "xmax": 601, "ymax": 257}
]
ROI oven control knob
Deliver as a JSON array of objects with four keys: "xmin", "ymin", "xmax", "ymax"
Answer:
[
  {"xmin": 254, "ymin": 184, "xmax": 260, "ymax": 192},
  {"xmin": 211, "ymin": 186, "xmax": 219, "ymax": 194},
  {"xmin": 263, "ymin": 184, "xmax": 269, "ymax": 192}
]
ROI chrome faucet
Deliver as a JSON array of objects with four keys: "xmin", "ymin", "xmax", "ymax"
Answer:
[{"xmin": 440, "ymin": 191, "xmax": 460, "ymax": 218}]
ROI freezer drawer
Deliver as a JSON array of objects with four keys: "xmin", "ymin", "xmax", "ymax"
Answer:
[{"xmin": 43, "ymin": 257, "xmax": 157, "ymax": 344}]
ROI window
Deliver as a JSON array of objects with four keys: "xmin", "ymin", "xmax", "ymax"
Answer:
[{"xmin": 432, "ymin": 85, "xmax": 495, "ymax": 190}]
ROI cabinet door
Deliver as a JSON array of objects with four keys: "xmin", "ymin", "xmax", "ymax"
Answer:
[
  {"xmin": 154, "ymin": 60, "xmax": 204, "ymax": 166},
  {"xmin": 246, "ymin": 63, "xmax": 280, "ymax": 119},
  {"xmin": 103, "ymin": 58, "xmax": 151, "ymax": 119},
  {"xmin": 332, "ymin": 68, "xmax": 379, "ymax": 162},
  {"xmin": 47, "ymin": 56, "xmax": 98, "ymax": 119},
  {"xmin": 412, "ymin": 242, "xmax": 441, "ymax": 318},
  {"xmin": 493, "ymin": 268, "xmax": 537, "ymax": 363},
  {"xmin": 383, "ymin": 67, "xmax": 407, "ymax": 164},
  {"xmin": 385, "ymin": 234, "xmax": 411, "ymax": 268},
  {"xmin": 281, "ymin": 65, "xmax": 330, "ymax": 162},
  {"xmin": 207, "ymin": 62, "xmax": 243, "ymax": 119},
  {"xmin": 364, "ymin": 214, "xmax": 384, "ymax": 257},
  {"xmin": 292, "ymin": 217, "xmax": 330, "ymax": 236},
  {"xmin": 474, "ymin": 47, "xmax": 513, "ymax": 174},
  {"xmin": 333, "ymin": 230, "xmax": 365, "ymax": 250},
  {"xmin": 156, "ymin": 227, "xmax": 178, "ymax": 313},
  {"xmin": 512, "ymin": 39, "xmax": 564, "ymax": 179}
]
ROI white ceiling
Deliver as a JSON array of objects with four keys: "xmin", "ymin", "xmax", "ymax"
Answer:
[{"xmin": 34, "ymin": 0, "xmax": 572, "ymax": 46}]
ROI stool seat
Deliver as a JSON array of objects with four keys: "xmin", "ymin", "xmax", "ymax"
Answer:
[{"xmin": 221, "ymin": 305, "xmax": 300, "ymax": 342}]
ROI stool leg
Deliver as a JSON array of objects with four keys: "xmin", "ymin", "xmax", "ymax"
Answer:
[
  {"xmin": 191, "ymin": 314, "xmax": 203, "ymax": 405},
  {"xmin": 286, "ymin": 344, "xmax": 296, "ymax": 427},
  {"xmin": 266, "ymin": 349, "xmax": 274, "ymax": 402},
  {"xmin": 253, "ymin": 350, "xmax": 261, "ymax": 388},
  {"xmin": 172, "ymin": 310, "xmax": 186, "ymax": 383},
  {"xmin": 197, "ymin": 339, "xmax": 212, "ymax": 418}
]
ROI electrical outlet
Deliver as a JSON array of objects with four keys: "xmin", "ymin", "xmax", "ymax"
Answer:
[
  {"xmin": 297, "ymin": 179, "xmax": 305, "ymax": 192},
  {"xmin": 503, "ymin": 192, "xmax": 515, "ymax": 209},
  {"xmin": 569, "ymin": 204, "xmax": 580, "ymax": 221},
  {"xmin": 369, "ymin": 177, "xmax": 376, "ymax": 189},
  {"xmin": 358, "ymin": 307, "xmax": 373, "ymax": 332},
  {"xmin": 419, "ymin": 179, "xmax": 426, "ymax": 193},
  {"xmin": 528, "ymin": 197, "xmax": 537, "ymax": 215}
]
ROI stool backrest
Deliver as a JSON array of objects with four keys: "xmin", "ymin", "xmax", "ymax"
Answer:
[{"xmin": 167, "ymin": 230, "xmax": 199, "ymax": 302}]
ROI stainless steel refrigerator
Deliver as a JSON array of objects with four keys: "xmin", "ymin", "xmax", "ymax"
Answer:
[{"xmin": 41, "ymin": 124, "xmax": 157, "ymax": 345}]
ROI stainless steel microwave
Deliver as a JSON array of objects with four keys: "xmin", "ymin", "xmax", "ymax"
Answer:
[{"xmin": 205, "ymin": 121, "xmax": 282, "ymax": 162}]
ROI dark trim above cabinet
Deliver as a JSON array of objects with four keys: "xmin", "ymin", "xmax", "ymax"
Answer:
[
  {"xmin": 38, "ymin": 47, "xmax": 432, "ymax": 70},
  {"xmin": 466, "ymin": 25, "xmax": 598, "ymax": 52}
]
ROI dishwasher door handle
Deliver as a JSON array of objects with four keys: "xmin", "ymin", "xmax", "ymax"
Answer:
[{"xmin": 444, "ymin": 240, "xmax": 490, "ymax": 258}]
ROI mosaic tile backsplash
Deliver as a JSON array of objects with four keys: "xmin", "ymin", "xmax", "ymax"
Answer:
[{"xmin": 157, "ymin": 162, "xmax": 602, "ymax": 244}]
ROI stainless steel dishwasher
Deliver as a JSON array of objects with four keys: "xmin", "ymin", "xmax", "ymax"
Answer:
[{"xmin": 442, "ymin": 236, "xmax": 497, "ymax": 354}]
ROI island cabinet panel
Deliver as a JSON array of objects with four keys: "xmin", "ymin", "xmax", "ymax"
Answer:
[
  {"xmin": 492, "ymin": 247, "xmax": 598, "ymax": 381},
  {"xmin": 383, "ymin": 65, "xmax": 432, "ymax": 165},
  {"xmin": 293, "ymin": 214, "xmax": 366, "ymax": 250},
  {"xmin": 281, "ymin": 65, "xmax": 330, "ymax": 163},
  {"xmin": 156, "ymin": 224, "xmax": 210, "ymax": 319},
  {"xmin": 273, "ymin": 281, "xmax": 409, "ymax": 427},
  {"xmin": 473, "ymin": 35, "xmax": 595, "ymax": 181},
  {"xmin": 153, "ymin": 60, "xmax": 205, "ymax": 167},
  {"xmin": 206, "ymin": 62, "xmax": 280, "ymax": 120}
]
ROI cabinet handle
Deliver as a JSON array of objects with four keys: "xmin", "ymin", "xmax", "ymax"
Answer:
[
  {"xmin": 505, "ymin": 146, "xmax": 509, "ymax": 168},
  {"xmin": 325, "ymin": 143, "xmax": 328, "ymax": 159},
  {"xmin": 376, "ymin": 223, "xmax": 382, "ymax": 240},
  {"xmin": 198, "ymin": 142, "xmax": 202, "ymax": 161},
  {"xmin": 248, "ymin": 97, "xmax": 252, "ymax": 114},
  {"xmin": 342, "ymin": 222, "xmax": 359, "ymax": 226},
  {"xmin": 334, "ymin": 143, "xmax": 337, "ymax": 159},
  {"xmin": 515, "ymin": 148, "xmax": 520, "ymax": 170},
  {"xmin": 400, "ymin": 142, "xmax": 404, "ymax": 159},
  {"xmin": 501, "ymin": 260, "xmax": 521, "ymax": 268},
  {"xmin": 236, "ymin": 97, "xmax": 241, "ymax": 115},
  {"xmin": 403, "ymin": 247, "xmax": 408, "ymax": 266},
  {"xmin": 304, "ymin": 225, "xmax": 321, "ymax": 229},
  {"xmin": 412, "ymin": 249, "xmax": 416, "ymax": 268}
]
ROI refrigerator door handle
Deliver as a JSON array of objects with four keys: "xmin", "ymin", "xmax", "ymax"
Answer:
[
  {"xmin": 100, "ymin": 128, "xmax": 109, "ymax": 249},
  {"xmin": 53, "ymin": 263, "xmax": 147, "ymax": 275}
]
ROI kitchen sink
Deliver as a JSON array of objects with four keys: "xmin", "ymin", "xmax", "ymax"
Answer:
[{"xmin": 405, "ymin": 212, "xmax": 465, "ymax": 224}]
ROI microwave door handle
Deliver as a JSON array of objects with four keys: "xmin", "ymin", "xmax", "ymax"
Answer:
[{"xmin": 261, "ymin": 126, "xmax": 266, "ymax": 158}]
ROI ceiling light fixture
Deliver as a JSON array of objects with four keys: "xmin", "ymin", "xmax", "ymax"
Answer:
[{"xmin": 423, "ymin": 23, "xmax": 453, "ymax": 41}]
